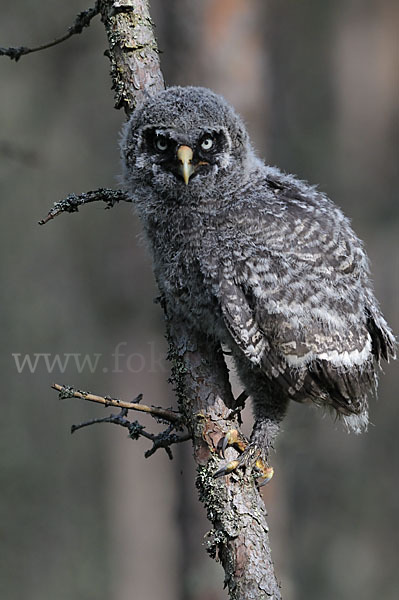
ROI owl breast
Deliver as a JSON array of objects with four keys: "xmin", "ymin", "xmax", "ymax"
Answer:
[{"xmin": 149, "ymin": 213, "xmax": 227, "ymax": 339}]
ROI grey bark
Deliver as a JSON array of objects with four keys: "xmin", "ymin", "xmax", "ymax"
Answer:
[
  {"xmin": 167, "ymin": 321, "xmax": 282, "ymax": 599},
  {"xmin": 99, "ymin": 0, "xmax": 165, "ymax": 112},
  {"xmin": 99, "ymin": 1, "xmax": 282, "ymax": 597}
]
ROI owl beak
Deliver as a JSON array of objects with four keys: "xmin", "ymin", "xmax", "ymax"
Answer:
[{"xmin": 177, "ymin": 145, "xmax": 195, "ymax": 185}]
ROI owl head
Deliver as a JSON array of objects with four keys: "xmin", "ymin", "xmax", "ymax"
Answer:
[{"xmin": 121, "ymin": 86, "xmax": 255, "ymax": 203}]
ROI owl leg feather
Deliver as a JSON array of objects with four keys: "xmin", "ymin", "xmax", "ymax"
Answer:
[{"xmin": 214, "ymin": 351, "xmax": 289, "ymax": 484}]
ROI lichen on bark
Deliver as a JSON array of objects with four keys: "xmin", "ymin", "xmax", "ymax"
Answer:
[{"xmin": 99, "ymin": 0, "xmax": 165, "ymax": 113}]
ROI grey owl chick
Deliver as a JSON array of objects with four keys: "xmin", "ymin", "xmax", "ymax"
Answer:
[{"xmin": 121, "ymin": 86, "xmax": 396, "ymax": 480}]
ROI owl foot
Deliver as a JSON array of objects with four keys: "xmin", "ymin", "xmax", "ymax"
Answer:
[{"xmin": 214, "ymin": 428, "xmax": 274, "ymax": 486}]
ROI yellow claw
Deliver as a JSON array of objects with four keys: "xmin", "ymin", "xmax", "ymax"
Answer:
[
  {"xmin": 213, "ymin": 460, "xmax": 240, "ymax": 479},
  {"xmin": 215, "ymin": 428, "xmax": 274, "ymax": 485},
  {"xmin": 220, "ymin": 428, "xmax": 247, "ymax": 456},
  {"xmin": 256, "ymin": 464, "xmax": 274, "ymax": 486}
]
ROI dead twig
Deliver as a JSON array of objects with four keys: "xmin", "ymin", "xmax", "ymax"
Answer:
[
  {"xmin": 53, "ymin": 383, "xmax": 182, "ymax": 425},
  {"xmin": 71, "ymin": 406, "xmax": 191, "ymax": 459},
  {"xmin": 0, "ymin": 3, "xmax": 100, "ymax": 62},
  {"xmin": 38, "ymin": 188, "xmax": 131, "ymax": 225}
]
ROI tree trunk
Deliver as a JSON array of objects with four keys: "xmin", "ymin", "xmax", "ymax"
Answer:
[{"xmin": 99, "ymin": 1, "xmax": 282, "ymax": 597}]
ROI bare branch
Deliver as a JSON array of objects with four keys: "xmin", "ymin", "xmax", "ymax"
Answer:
[
  {"xmin": 0, "ymin": 3, "xmax": 100, "ymax": 62},
  {"xmin": 143, "ymin": 425, "xmax": 192, "ymax": 459},
  {"xmin": 38, "ymin": 188, "xmax": 131, "ymax": 225},
  {"xmin": 70, "ymin": 406, "xmax": 191, "ymax": 459},
  {"xmin": 53, "ymin": 383, "xmax": 182, "ymax": 425}
]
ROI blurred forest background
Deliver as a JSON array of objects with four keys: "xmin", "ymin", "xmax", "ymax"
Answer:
[{"xmin": 0, "ymin": 1, "xmax": 398, "ymax": 599}]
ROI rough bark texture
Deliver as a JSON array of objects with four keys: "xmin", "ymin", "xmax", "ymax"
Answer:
[
  {"xmin": 168, "ymin": 320, "xmax": 282, "ymax": 599},
  {"xmin": 99, "ymin": 0, "xmax": 165, "ymax": 112},
  {"xmin": 100, "ymin": 1, "xmax": 282, "ymax": 597}
]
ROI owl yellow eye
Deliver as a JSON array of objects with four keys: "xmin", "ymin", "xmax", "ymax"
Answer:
[
  {"xmin": 155, "ymin": 136, "xmax": 168, "ymax": 152},
  {"xmin": 200, "ymin": 136, "xmax": 214, "ymax": 151}
]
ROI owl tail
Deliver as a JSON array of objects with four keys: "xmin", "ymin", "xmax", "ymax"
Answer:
[{"xmin": 343, "ymin": 409, "xmax": 369, "ymax": 434}]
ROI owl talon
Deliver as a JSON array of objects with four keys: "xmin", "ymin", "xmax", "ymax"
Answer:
[
  {"xmin": 213, "ymin": 454, "xmax": 274, "ymax": 484},
  {"xmin": 217, "ymin": 428, "xmax": 248, "ymax": 458},
  {"xmin": 213, "ymin": 459, "xmax": 240, "ymax": 479},
  {"xmin": 254, "ymin": 463, "xmax": 274, "ymax": 486},
  {"xmin": 215, "ymin": 429, "xmax": 274, "ymax": 484}
]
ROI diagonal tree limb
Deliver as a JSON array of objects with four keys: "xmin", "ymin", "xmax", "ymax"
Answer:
[
  {"xmin": 0, "ymin": 3, "xmax": 100, "ymax": 62},
  {"xmin": 39, "ymin": 1, "xmax": 282, "ymax": 597}
]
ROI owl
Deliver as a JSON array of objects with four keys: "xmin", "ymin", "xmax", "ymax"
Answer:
[{"xmin": 121, "ymin": 86, "xmax": 396, "ymax": 482}]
